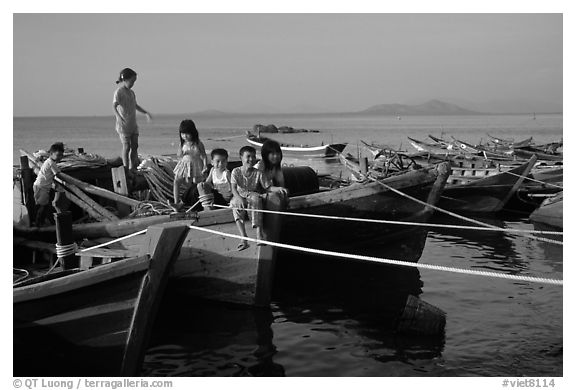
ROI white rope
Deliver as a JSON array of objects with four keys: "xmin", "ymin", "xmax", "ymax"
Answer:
[
  {"xmin": 13, "ymin": 268, "xmax": 30, "ymax": 285},
  {"xmin": 504, "ymin": 170, "xmax": 563, "ymax": 189},
  {"xmin": 187, "ymin": 225, "xmax": 563, "ymax": 286},
  {"xmin": 78, "ymin": 229, "xmax": 148, "ymax": 253},
  {"xmin": 211, "ymin": 204, "xmax": 562, "ymax": 236},
  {"xmin": 55, "ymin": 242, "xmax": 78, "ymax": 258}
]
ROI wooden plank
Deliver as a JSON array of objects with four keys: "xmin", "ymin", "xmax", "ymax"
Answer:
[
  {"xmin": 19, "ymin": 156, "xmax": 36, "ymax": 226},
  {"xmin": 111, "ymin": 167, "xmax": 132, "ymax": 217},
  {"xmin": 13, "ymin": 255, "xmax": 150, "ymax": 303},
  {"xmin": 19, "ymin": 149, "xmax": 140, "ymax": 208},
  {"xmin": 496, "ymin": 154, "xmax": 538, "ymax": 210},
  {"xmin": 121, "ymin": 223, "xmax": 189, "ymax": 375},
  {"xmin": 60, "ymin": 181, "xmax": 119, "ymax": 221}
]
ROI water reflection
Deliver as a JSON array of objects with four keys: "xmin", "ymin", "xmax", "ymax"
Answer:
[
  {"xmin": 143, "ymin": 298, "xmax": 283, "ymax": 377},
  {"xmin": 426, "ymin": 214, "xmax": 562, "ymax": 276},
  {"xmin": 143, "ymin": 229, "xmax": 448, "ymax": 376}
]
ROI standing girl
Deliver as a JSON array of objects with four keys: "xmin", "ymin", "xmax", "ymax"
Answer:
[
  {"xmin": 173, "ymin": 119, "xmax": 208, "ymax": 208},
  {"xmin": 113, "ymin": 67, "xmax": 152, "ymax": 173}
]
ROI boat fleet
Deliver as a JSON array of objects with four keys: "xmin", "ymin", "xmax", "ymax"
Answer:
[{"xmin": 12, "ymin": 131, "xmax": 562, "ymax": 375}]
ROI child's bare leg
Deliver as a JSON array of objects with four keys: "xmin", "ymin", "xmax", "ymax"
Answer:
[
  {"xmin": 121, "ymin": 142, "xmax": 130, "ymax": 169},
  {"xmin": 235, "ymin": 219, "xmax": 249, "ymax": 250},
  {"xmin": 129, "ymin": 135, "xmax": 139, "ymax": 172},
  {"xmin": 173, "ymin": 178, "xmax": 183, "ymax": 205}
]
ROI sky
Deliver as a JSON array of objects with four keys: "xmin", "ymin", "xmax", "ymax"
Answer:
[{"xmin": 13, "ymin": 13, "xmax": 563, "ymax": 116}]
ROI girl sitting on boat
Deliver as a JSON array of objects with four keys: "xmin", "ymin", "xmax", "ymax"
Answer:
[
  {"xmin": 172, "ymin": 119, "xmax": 208, "ymax": 210},
  {"xmin": 255, "ymin": 140, "xmax": 289, "ymax": 205},
  {"xmin": 197, "ymin": 148, "xmax": 233, "ymax": 209},
  {"xmin": 230, "ymin": 146, "xmax": 264, "ymax": 251}
]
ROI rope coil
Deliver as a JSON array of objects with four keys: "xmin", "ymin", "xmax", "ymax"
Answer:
[
  {"xmin": 55, "ymin": 242, "xmax": 78, "ymax": 258},
  {"xmin": 187, "ymin": 224, "xmax": 563, "ymax": 286}
]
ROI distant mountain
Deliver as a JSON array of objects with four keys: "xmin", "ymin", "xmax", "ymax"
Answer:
[
  {"xmin": 359, "ymin": 99, "xmax": 481, "ymax": 115},
  {"xmin": 192, "ymin": 109, "xmax": 233, "ymax": 117}
]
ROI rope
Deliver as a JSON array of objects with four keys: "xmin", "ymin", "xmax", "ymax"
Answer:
[
  {"xmin": 504, "ymin": 171, "xmax": 563, "ymax": 189},
  {"xmin": 13, "ymin": 268, "xmax": 30, "ymax": 285},
  {"xmin": 211, "ymin": 204, "xmax": 562, "ymax": 236},
  {"xmin": 187, "ymin": 225, "xmax": 563, "ymax": 286},
  {"xmin": 56, "ymin": 242, "xmax": 78, "ymax": 258},
  {"xmin": 78, "ymin": 229, "xmax": 148, "ymax": 253},
  {"xmin": 199, "ymin": 193, "xmax": 214, "ymax": 208}
]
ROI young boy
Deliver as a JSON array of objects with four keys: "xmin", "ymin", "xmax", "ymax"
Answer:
[
  {"xmin": 230, "ymin": 146, "xmax": 264, "ymax": 251},
  {"xmin": 33, "ymin": 142, "xmax": 64, "ymax": 226},
  {"xmin": 197, "ymin": 148, "xmax": 233, "ymax": 209}
]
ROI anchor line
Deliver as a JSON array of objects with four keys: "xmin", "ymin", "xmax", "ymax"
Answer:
[{"xmin": 187, "ymin": 224, "xmax": 563, "ymax": 286}]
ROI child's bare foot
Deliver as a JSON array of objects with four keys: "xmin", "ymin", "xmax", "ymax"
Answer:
[
  {"xmin": 256, "ymin": 230, "xmax": 266, "ymax": 246},
  {"xmin": 237, "ymin": 240, "xmax": 249, "ymax": 251}
]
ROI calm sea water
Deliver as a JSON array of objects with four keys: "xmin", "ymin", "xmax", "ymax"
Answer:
[{"xmin": 13, "ymin": 113, "xmax": 563, "ymax": 376}]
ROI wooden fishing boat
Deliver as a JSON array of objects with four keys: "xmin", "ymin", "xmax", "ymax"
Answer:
[
  {"xmin": 344, "ymin": 147, "xmax": 538, "ymax": 214},
  {"xmin": 407, "ymin": 136, "xmax": 458, "ymax": 155},
  {"xmin": 15, "ymin": 161, "xmax": 450, "ymax": 307},
  {"xmin": 246, "ymin": 131, "xmax": 347, "ymax": 157},
  {"xmin": 437, "ymin": 155, "xmax": 538, "ymax": 213},
  {"xmin": 428, "ymin": 134, "xmax": 455, "ymax": 149},
  {"xmin": 529, "ymin": 191, "xmax": 563, "ymax": 229},
  {"xmin": 487, "ymin": 134, "xmax": 534, "ymax": 148},
  {"xmin": 450, "ymin": 137, "xmax": 515, "ymax": 160},
  {"xmin": 13, "ymin": 223, "xmax": 189, "ymax": 376}
]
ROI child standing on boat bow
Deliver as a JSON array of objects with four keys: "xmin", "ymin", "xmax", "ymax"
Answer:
[
  {"xmin": 172, "ymin": 119, "xmax": 208, "ymax": 210},
  {"xmin": 112, "ymin": 68, "xmax": 152, "ymax": 174}
]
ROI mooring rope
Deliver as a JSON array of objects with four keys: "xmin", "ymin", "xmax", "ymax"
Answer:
[
  {"xmin": 78, "ymin": 229, "xmax": 149, "ymax": 253},
  {"xmin": 13, "ymin": 268, "xmax": 30, "ymax": 285},
  {"xmin": 211, "ymin": 204, "xmax": 562, "ymax": 237},
  {"xmin": 503, "ymin": 170, "xmax": 563, "ymax": 189},
  {"xmin": 187, "ymin": 225, "xmax": 562, "ymax": 286}
]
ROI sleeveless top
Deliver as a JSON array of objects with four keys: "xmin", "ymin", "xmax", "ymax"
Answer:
[{"xmin": 212, "ymin": 169, "xmax": 230, "ymax": 185}]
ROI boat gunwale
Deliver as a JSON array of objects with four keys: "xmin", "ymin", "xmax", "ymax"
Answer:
[{"xmin": 13, "ymin": 255, "xmax": 150, "ymax": 303}]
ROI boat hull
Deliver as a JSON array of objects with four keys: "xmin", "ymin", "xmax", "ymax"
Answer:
[
  {"xmin": 13, "ymin": 224, "xmax": 189, "ymax": 376},
  {"xmin": 246, "ymin": 137, "xmax": 347, "ymax": 157},
  {"xmin": 14, "ymin": 268, "xmax": 148, "ymax": 376}
]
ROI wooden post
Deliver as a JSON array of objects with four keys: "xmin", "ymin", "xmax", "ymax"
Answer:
[
  {"xmin": 77, "ymin": 147, "xmax": 84, "ymax": 154},
  {"xmin": 122, "ymin": 223, "xmax": 189, "ymax": 375},
  {"xmin": 20, "ymin": 156, "xmax": 36, "ymax": 226},
  {"xmin": 111, "ymin": 167, "xmax": 132, "ymax": 217},
  {"xmin": 55, "ymin": 211, "xmax": 78, "ymax": 270},
  {"xmin": 359, "ymin": 157, "xmax": 369, "ymax": 175}
]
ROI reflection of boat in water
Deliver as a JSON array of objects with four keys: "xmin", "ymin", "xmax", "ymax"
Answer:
[
  {"xmin": 143, "ymin": 298, "xmax": 283, "ymax": 376},
  {"xmin": 273, "ymin": 229, "xmax": 446, "ymax": 363},
  {"xmin": 142, "ymin": 230, "xmax": 446, "ymax": 376}
]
